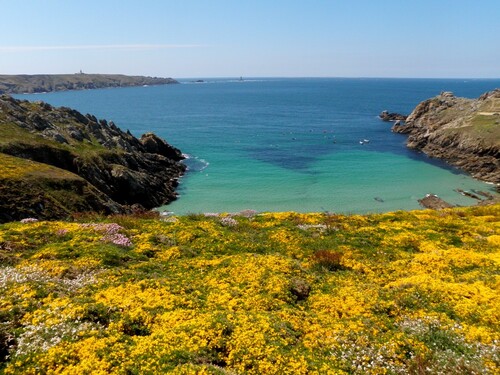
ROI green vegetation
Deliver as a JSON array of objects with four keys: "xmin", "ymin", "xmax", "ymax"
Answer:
[
  {"xmin": 467, "ymin": 97, "xmax": 500, "ymax": 142},
  {"xmin": 0, "ymin": 205, "xmax": 498, "ymax": 374},
  {"xmin": 0, "ymin": 153, "xmax": 74, "ymax": 180},
  {"xmin": 0, "ymin": 153, "xmax": 116, "ymax": 222},
  {"xmin": 470, "ymin": 114, "xmax": 500, "ymax": 136}
]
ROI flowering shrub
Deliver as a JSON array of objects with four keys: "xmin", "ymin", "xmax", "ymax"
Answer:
[
  {"xmin": 0, "ymin": 265, "xmax": 100, "ymax": 294},
  {"xmin": 13, "ymin": 320, "xmax": 102, "ymax": 358},
  {"xmin": 80, "ymin": 222, "xmax": 133, "ymax": 247},
  {"xmin": 101, "ymin": 233, "xmax": 133, "ymax": 247},
  {"xmin": 0, "ymin": 204, "xmax": 498, "ymax": 374},
  {"xmin": 80, "ymin": 223, "xmax": 124, "ymax": 234},
  {"xmin": 220, "ymin": 216, "xmax": 238, "ymax": 227}
]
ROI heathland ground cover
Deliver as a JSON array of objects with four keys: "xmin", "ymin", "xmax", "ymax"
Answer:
[{"xmin": 0, "ymin": 205, "xmax": 499, "ymax": 374}]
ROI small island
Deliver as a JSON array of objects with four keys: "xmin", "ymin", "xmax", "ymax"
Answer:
[{"xmin": 0, "ymin": 73, "xmax": 179, "ymax": 94}]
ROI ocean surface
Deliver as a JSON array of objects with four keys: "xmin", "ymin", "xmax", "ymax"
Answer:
[{"xmin": 17, "ymin": 78, "xmax": 500, "ymax": 214}]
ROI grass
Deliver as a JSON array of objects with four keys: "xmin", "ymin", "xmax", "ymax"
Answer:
[
  {"xmin": 0, "ymin": 205, "xmax": 498, "ymax": 374},
  {"xmin": 427, "ymin": 96, "xmax": 500, "ymax": 148},
  {"xmin": 470, "ymin": 115, "xmax": 500, "ymax": 139},
  {"xmin": 470, "ymin": 96, "xmax": 500, "ymax": 142},
  {"xmin": 0, "ymin": 153, "xmax": 118, "ymax": 222},
  {"xmin": 0, "ymin": 153, "xmax": 78, "ymax": 180},
  {"xmin": 0, "ymin": 122, "xmax": 59, "ymax": 148}
]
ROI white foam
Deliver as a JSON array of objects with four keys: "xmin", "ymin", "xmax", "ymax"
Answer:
[{"xmin": 182, "ymin": 154, "xmax": 209, "ymax": 172}]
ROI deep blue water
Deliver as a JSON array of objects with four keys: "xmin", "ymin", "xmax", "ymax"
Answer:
[{"xmin": 17, "ymin": 78, "xmax": 500, "ymax": 214}]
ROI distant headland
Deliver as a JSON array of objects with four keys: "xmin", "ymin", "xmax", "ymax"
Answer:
[{"xmin": 0, "ymin": 73, "xmax": 178, "ymax": 94}]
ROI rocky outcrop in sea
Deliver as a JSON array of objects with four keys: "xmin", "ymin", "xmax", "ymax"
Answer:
[
  {"xmin": 0, "ymin": 95, "xmax": 185, "ymax": 222},
  {"xmin": 379, "ymin": 110, "xmax": 407, "ymax": 122},
  {"xmin": 391, "ymin": 89, "xmax": 500, "ymax": 187}
]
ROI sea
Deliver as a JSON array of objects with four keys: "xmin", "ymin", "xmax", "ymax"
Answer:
[{"xmin": 17, "ymin": 78, "xmax": 500, "ymax": 215}]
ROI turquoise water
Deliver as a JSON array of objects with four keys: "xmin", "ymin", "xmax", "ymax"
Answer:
[{"xmin": 18, "ymin": 78, "xmax": 500, "ymax": 214}]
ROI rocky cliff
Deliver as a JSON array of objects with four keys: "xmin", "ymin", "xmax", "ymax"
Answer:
[
  {"xmin": 392, "ymin": 89, "xmax": 500, "ymax": 186},
  {"xmin": 0, "ymin": 95, "xmax": 185, "ymax": 222},
  {"xmin": 0, "ymin": 74, "xmax": 178, "ymax": 94}
]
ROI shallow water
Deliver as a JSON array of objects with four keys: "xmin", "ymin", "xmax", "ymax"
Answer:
[{"xmin": 18, "ymin": 78, "xmax": 500, "ymax": 214}]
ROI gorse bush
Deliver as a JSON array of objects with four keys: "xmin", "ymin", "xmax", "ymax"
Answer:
[{"xmin": 0, "ymin": 205, "xmax": 498, "ymax": 374}]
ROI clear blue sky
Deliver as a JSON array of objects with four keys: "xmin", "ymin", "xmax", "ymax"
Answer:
[{"xmin": 1, "ymin": 0, "xmax": 499, "ymax": 78}]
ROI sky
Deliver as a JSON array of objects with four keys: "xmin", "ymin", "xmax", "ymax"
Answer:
[{"xmin": 1, "ymin": 0, "xmax": 499, "ymax": 78}]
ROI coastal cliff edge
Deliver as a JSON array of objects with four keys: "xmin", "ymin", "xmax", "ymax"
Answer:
[
  {"xmin": 392, "ymin": 89, "xmax": 500, "ymax": 187},
  {"xmin": 0, "ymin": 95, "xmax": 185, "ymax": 222}
]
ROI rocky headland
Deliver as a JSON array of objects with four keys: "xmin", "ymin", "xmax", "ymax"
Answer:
[
  {"xmin": 0, "ymin": 95, "xmax": 185, "ymax": 222},
  {"xmin": 392, "ymin": 89, "xmax": 500, "ymax": 188},
  {"xmin": 0, "ymin": 74, "xmax": 178, "ymax": 94}
]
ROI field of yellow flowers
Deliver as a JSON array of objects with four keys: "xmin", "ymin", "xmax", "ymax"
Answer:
[{"xmin": 0, "ymin": 205, "xmax": 499, "ymax": 374}]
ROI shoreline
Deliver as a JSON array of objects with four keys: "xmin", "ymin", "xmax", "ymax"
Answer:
[{"xmin": 161, "ymin": 183, "xmax": 499, "ymax": 216}]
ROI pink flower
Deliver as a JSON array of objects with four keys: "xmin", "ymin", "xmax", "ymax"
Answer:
[
  {"xmin": 101, "ymin": 233, "xmax": 133, "ymax": 247},
  {"xmin": 20, "ymin": 218, "xmax": 39, "ymax": 223},
  {"xmin": 56, "ymin": 229, "xmax": 69, "ymax": 236},
  {"xmin": 80, "ymin": 223, "xmax": 132, "ymax": 247}
]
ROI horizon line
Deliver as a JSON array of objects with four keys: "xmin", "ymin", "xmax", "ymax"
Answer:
[
  {"xmin": 1, "ymin": 73, "xmax": 499, "ymax": 80},
  {"xmin": 175, "ymin": 75, "xmax": 500, "ymax": 80}
]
